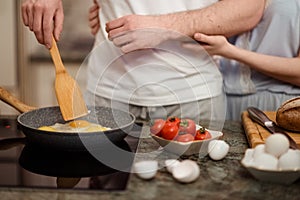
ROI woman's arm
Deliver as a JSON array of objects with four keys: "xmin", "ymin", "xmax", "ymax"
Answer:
[{"xmin": 194, "ymin": 33, "xmax": 300, "ymax": 87}]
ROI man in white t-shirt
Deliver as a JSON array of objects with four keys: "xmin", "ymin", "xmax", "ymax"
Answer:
[
  {"xmin": 21, "ymin": 0, "xmax": 266, "ymax": 129},
  {"xmin": 86, "ymin": 0, "xmax": 223, "ymax": 127}
]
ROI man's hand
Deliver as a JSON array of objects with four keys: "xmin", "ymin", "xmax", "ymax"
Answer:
[
  {"xmin": 106, "ymin": 14, "xmax": 163, "ymax": 38},
  {"xmin": 21, "ymin": 0, "xmax": 64, "ymax": 48},
  {"xmin": 106, "ymin": 14, "xmax": 175, "ymax": 53}
]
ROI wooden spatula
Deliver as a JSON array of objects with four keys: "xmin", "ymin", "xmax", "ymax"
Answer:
[{"xmin": 49, "ymin": 36, "xmax": 88, "ymax": 121}]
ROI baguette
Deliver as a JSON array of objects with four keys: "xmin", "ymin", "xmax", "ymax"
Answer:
[{"xmin": 276, "ymin": 97, "xmax": 300, "ymax": 132}]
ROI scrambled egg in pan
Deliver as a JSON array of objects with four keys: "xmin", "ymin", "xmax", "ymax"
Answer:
[{"xmin": 38, "ymin": 120, "xmax": 111, "ymax": 132}]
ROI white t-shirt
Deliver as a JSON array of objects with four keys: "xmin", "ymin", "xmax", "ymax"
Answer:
[{"xmin": 87, "ymin": 0, "xmax": 222, "ymax": 106}]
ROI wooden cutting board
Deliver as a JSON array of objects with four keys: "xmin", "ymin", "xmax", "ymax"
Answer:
[{"xmin": 242, "ymin": 111, "xmax": 300, "ymax": 148}]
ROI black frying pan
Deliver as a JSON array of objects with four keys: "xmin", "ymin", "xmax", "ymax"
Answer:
[
  {"xmin": 0, "ymin": 87, "xmax": 135, "ymax": 151},
  {"xmin": 19, "ymin": 140, "xmax": 133, "ymax": 177}
]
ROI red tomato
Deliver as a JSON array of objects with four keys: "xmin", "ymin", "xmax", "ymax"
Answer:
[
  {"xmin": 150, "ymin": 119, "xmax": 165, "ymax": 136},
  {"xmin": 176, "ymin": 133, "xmax": 194, "ymax": 142},
  {"xmin": 166, "ymin": 116, "xmax": 180, "ymax": 125},
  {"xmin": 179, "ymin": 119, "xmax": 196, "ymax": 136},
  {"xmin": 160, "ymin": 117, "xmax": 180, "ymax": 140},
  {"xmin": 195, "ymin": 127, "xmax": 212, "ymax": 140}
]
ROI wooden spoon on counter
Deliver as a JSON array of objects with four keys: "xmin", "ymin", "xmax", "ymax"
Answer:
[{"xmin": 49, "ymin": 36, "xmax": 88, "ymax": 121}]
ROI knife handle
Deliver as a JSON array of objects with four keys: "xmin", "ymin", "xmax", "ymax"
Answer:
[
  {"xmin": 247, "ymin": 107, "xmax": 271, "ymax": 127},
  {"xmin": 247, "ymin": 107, "xmax": 299, "ymax": 150}
]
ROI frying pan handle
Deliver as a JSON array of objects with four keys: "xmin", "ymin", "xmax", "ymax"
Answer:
[
  {"xmin": 0, "ymin": 138, "xmax": 26, "ymax": 150},
  {"xmin": 0, "ymin": 87, "xmax": 36, "ymax": 113}
]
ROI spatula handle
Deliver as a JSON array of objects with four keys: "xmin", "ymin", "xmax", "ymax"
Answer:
[
  {"xmin": 49, "ymin": 35, "xmax": 66, "ymax": 74},
  {"xmin": 0, "ymin": 87, "xmax": 36, "ymax": 113}
]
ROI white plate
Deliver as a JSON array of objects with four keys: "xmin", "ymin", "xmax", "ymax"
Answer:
[
  {"xmin": 151, "ymin": 125, "xmax": 223, "ymax": 156},
  {"xmin": 241, "ymin": 149, "xmax": 300, "ymax": 185}
]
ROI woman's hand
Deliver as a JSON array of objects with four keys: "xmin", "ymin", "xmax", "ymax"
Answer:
[
  {"xmin": 88, "ymin": 0, "xmax": 100, "ymax": 36},
  {"xmin": 182, "ymin": 33, "xmax": 232, "ymax": 57},
  {"xmin": 194, "ymin": 33, "xmax": 231, "ymax": 56}
]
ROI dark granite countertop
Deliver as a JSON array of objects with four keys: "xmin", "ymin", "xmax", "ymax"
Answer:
[{"xmin": 1, "ymin": 121, "xmax": 299, "ymax": 200}]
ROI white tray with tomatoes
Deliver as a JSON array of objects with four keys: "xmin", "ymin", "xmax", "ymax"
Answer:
[{"xmin": 150, "ymin": 117, "xmax": 224, "ymax": 156}]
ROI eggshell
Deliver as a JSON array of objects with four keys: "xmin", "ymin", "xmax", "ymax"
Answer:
[
  {"xmin": 164, "ymin": 159, "xmax": 180, "ymax": 173},
  {"xmin": 133, "ymin": 160, "xmax": 158, "ymax": 180},
  {"xmin": 172, "ymin": 160, "xmax": 200, "ymax": 183},
  {"xmin": 295, "ymin": 149, "xmax": 300, "ymax": 157},
  {"xmin": 278, "ymin": 149, "xmax": 300, "ymax": 170},
  {"xmin": 253, "ymin": 153, "xmax": 278, "ymax": 170},
  {"xmin": 208, "ymin": 140, "xmax": 230, "ymax": 161},
  {"xmin": 265, "ymin": 134, "xmax": 289, "ymax": 157}
]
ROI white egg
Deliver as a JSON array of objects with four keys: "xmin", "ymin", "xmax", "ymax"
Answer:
[
  {"xmin": 208, "ymin": 140, "xmax": 230, "ymax": 161},
  {"xmin": 253, "ymin": 144, "xmax": 265, "ymax": 160},
  {"xmin": 164, "ymin": 159, "xmax": 180, "ymax": 173},
  {"xmin": 172, "ymin": 160, "xmax": 200, "ymax": 183},
  {"xmin": 253, "ymin": 153, "xmax": 278, "ymax": 170},
  {"xmin": 265, "ymin": 134, "xmax": 289, "ymax": 157},
  {"xmin": 278, "ymin": 149, "xmax": 300, "ymax": 170},
  {"xmin": 133, "ymin": 160, "xmax": 158, "ymax": 180},
  {"xmin": 295, "ymin": 149, "xmax": 300, "ymax": 157}
]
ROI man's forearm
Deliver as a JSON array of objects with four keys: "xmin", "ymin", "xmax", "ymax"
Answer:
[{"xmin": 162, "ymin": 0, "xmax": 266, "ymax": 37}]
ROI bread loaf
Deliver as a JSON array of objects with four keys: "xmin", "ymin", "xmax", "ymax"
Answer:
[{"xmin": 276, "ymin": 97, "xmax": 300, "ymax": 132}]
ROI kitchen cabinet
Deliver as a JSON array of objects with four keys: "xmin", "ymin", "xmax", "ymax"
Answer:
[{"xmin": 0, "ymin": 0, "xmax": 20, "ymax": 115}]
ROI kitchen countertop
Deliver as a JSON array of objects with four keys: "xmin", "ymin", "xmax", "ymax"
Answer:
[{"xmin": 1, "ymin": 120, "xmax": 299, "ymax": 200}]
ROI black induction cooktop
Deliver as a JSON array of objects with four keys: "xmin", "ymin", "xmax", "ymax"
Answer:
[{"xmin": 0, "ymin": 116, "xmax": 142, "ymax": 191}]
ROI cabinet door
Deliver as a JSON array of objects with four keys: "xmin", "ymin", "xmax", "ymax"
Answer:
[{"xmin": 0, "ymin": 0, "xmax": 17, "ymax": 87}]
